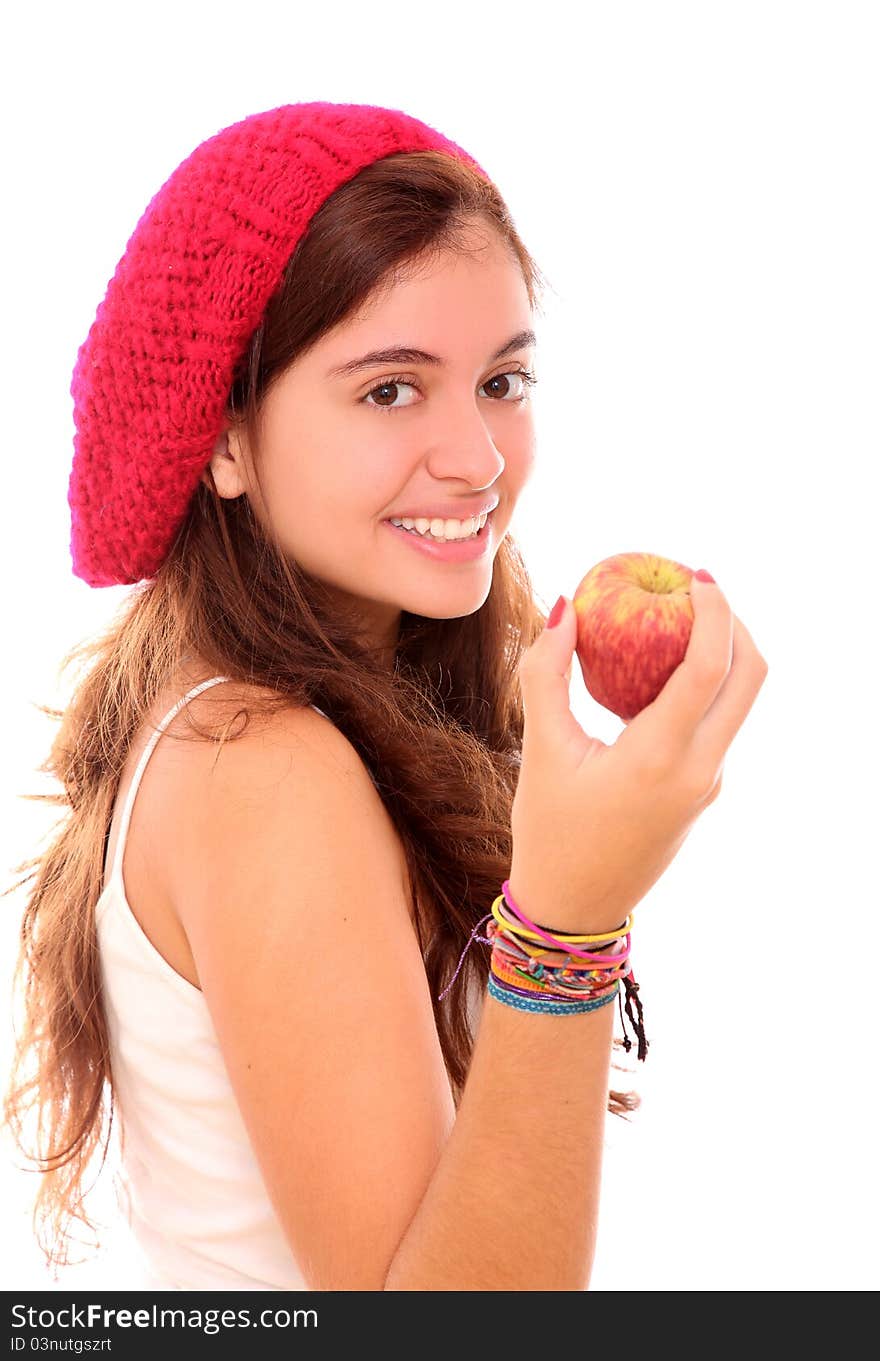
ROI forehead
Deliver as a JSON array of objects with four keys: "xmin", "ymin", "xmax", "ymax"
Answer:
[
  {"xmin": 323, "ymin": 236, "xmax": 531, "ymax": 359},
  {"xmin": 367, "ymin": 228, "xmax": 521, "ymax": 303}
]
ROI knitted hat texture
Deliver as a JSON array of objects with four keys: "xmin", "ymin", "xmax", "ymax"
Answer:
[{"xmin": 68, "ymin": 102, "xmax": 489, "ymax": 587}]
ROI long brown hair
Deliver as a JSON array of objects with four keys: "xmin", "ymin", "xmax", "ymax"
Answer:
[{"xmin": 4, "ymin": 148, "xmax": 640, "ymax": 1275}]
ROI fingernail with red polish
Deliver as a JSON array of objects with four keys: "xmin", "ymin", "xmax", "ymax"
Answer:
[
  {"xmin": 694, "ymin": 569, "xmax": 716, "ymax": 584},
  {"xmin": 546, "ymin": 595, "xmax": 566, "ymax": 628}
]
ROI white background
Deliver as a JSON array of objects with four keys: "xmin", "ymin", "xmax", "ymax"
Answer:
[{"xmin": 2, "ymin": 0, "xmax": 877, "ymax": 1291}]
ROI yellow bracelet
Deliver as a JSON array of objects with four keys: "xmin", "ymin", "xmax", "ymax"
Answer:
[
  {"xmin": 490, "ymin": 892, "xmax": 633, "ymax": 945},
  {"xmin": 491, "ymin": 923, "xmax": 624, "ymax": 963}
]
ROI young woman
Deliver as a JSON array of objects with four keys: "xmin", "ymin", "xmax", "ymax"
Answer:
[{"xmin": 5, "ymin": 102, "xmax": 768, "ymax": 1291}]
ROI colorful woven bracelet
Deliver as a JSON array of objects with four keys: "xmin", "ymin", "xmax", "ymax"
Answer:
[
  {"xmin": 489, "ymin": 916, "xmax": 632, "ymax": 968},
  {"xmin": 492, "ymin": 936, "xmax": 631, "ymax": 979},
  {"xmin": 489, "ymin": 936, "xmax": 633, "ymax": 979},
  {"xmin": 508, "ymin": 964, "xmax": 631, "ymax": 997},
  {"xmin": 491, "ymin": 951, "xmax": 622, "ymax": 1002},
  {"xmin": 487, "ymin": 973, "xmax": 620, "ymax": 1016}
]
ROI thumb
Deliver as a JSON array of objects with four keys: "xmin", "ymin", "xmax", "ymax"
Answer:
[{"xmin": 519, "ymin": 595, "xmax": 577, "ymax": 754}]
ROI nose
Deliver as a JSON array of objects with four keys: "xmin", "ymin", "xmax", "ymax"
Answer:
[{"xmin": 423, "ymin": 399, "xmax": 507, "ymax": 489}]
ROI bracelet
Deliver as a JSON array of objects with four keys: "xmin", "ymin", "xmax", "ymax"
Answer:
[
  {"xmin": 490, "ymin": 923, "xmax": 623, "ymax": 962},
  {"xmin": 487, "ymin": 973, "xmax": 619, "ymax": 1016},
  {"xmin": 490, "ymin": 931, "xmax": 628, "ymax": 995},
  {"xmin": 499, "ymin": 880, "xmax": 634, "ymax": 953},
  {"xmin": 437, "ymin": 892, "xmax": 631, "ymax": 1012},
  {"xmin": 435, "ymin": 885, "xmax": 649, "ymax": 1061},
  {"xmin": 488, "ymin": 912, "xmax": 632, "ymax": 968},
  {"xmin": 491, "ymin": 950, "xmax": 623, "ymax": 1001},
  {"xmin": 498, "ymin": 956, "xmax": 630, "ymax": 995},
  {"xmin": 486, "ymin": 914, "xmax": 626, "ymax": 960},
  {"xmin": 488, "ymin": 925, "xmax": 631, "ymax": 983}
]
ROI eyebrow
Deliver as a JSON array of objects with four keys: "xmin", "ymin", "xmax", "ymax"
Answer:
[{"xmin": 325, "ymin": 328, "xmax": 537, "ymax": 379}]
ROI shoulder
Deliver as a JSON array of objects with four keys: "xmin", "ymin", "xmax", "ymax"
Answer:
[
  {"xmin": 157, "ymin": 668, "xmax": 354, "ymax": 774},
  {"xmin": 160, "ymin": 676, "xmax": 411, "ymax": 919}
]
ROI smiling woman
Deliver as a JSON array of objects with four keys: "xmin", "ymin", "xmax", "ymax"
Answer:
[{"xmin": 5, "ymin": 101, "xmax": 641, "ymax": 1294}]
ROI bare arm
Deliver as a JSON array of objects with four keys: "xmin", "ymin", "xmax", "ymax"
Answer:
[
  {"xmin": 384, "ymin": 988, "xmax": 615, "ymax": 1290},
  {"xmin": 173, "ymin": 701, "xmax": 615, "ymax": 1291}
]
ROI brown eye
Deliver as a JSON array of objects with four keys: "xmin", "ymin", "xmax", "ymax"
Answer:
[
  {"xmin": 482, "ymin": 370, "xmax": 538, "ymax": 401},
  {"xmin": 362, "ymin": 376, "xmax": 420, "ymax": 412}
]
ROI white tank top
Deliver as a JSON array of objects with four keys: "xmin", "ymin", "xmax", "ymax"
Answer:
[{"xmin": 96, "ymin": 676, "xmax": 333, "ymax": 1291}]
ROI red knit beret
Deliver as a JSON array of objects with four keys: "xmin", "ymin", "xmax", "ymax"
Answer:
[{"xmin": 68, "ymin": 102, "xmax": 490, "ymax": 587}]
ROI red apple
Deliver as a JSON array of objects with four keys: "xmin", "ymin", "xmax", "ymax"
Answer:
[{"xmin": 572, "ymin": 551, "xmax": 697, "ymax": 721}]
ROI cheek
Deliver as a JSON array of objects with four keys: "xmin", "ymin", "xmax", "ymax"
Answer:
[
  {"xmin": 507, "ymin": 431, "xmax": 537, "ymax": 489},
  {"xmin": 349, "ymin": 431, "xmax": 422, "ymax": 507},
  {"xmin": 257, "ymin": 459, "xmax": 325, "ymax": 542}
]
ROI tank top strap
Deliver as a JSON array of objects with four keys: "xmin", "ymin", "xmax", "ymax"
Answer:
[{"xmin": 106, "ymin": 675, "xmax": 233, "ymax": 889}]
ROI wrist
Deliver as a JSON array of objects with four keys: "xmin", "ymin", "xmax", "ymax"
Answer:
[{"xmin": 505, "ymin": 878, "xmax": 627, "ymax": 940}]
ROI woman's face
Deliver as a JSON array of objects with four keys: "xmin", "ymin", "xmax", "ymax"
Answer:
[{"xmin": 208, "ymin": 224, "xmax": 537, "ymax": 660}]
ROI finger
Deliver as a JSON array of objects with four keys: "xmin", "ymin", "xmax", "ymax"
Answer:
[
  {"xmin": 636, "ymin": 573, "xmax": 734, "ymax": 752},
  {"xmin": 688, "ymin": 613, "xmax": 769, "ymax": 777},
  {"xmin": 519, "ymin": 596, "xmax": 578, "ymax": 758}
]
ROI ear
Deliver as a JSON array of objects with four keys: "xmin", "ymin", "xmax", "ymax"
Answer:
[{"xmin": 202, "ymin": 427, "xmax": 248, "ymax": 498}]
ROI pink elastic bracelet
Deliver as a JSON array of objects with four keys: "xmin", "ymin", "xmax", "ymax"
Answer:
[
  {"xmin": 497, "ymin": 886, "xmax": 632, "ymax": 964},
  {"xmin": 491, "ymin": 929, "xmax": 632, "ymax": 972},
  {"xmin": 487, "ymin": 916, "xmax": 631, "ymax": 972}
]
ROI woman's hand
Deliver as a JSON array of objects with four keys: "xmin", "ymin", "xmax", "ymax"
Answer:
[{"xmin": 508, "ymin": 575, "xmax": 769, "ymax": 935}]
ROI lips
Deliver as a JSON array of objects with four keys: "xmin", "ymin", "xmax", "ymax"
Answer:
[{"xmin": 382, "ymin": 512, "xmax": 493, "ymax": 559}]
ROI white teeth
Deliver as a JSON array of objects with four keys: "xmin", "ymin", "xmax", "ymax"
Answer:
[{"xmin": 389, "ymin": 511, "xmax": 489, "ymax": 541}]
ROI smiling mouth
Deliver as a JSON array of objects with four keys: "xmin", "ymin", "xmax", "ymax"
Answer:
[
  {"xmin": 392, "ymin": 522, "xmax": 480, "ymax": 542},
  {"xmin": 381, "ymin": 510, "xmax": 495, "ymax": 558},
  {"xmin": 384, "ymin": 508, "xmax": 494, "ymax": 543}
]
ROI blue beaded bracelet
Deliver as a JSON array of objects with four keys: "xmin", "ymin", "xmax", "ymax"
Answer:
[{"xmin": 487, "ymin": 973, "xmax": 619, "ymax": 1016}]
